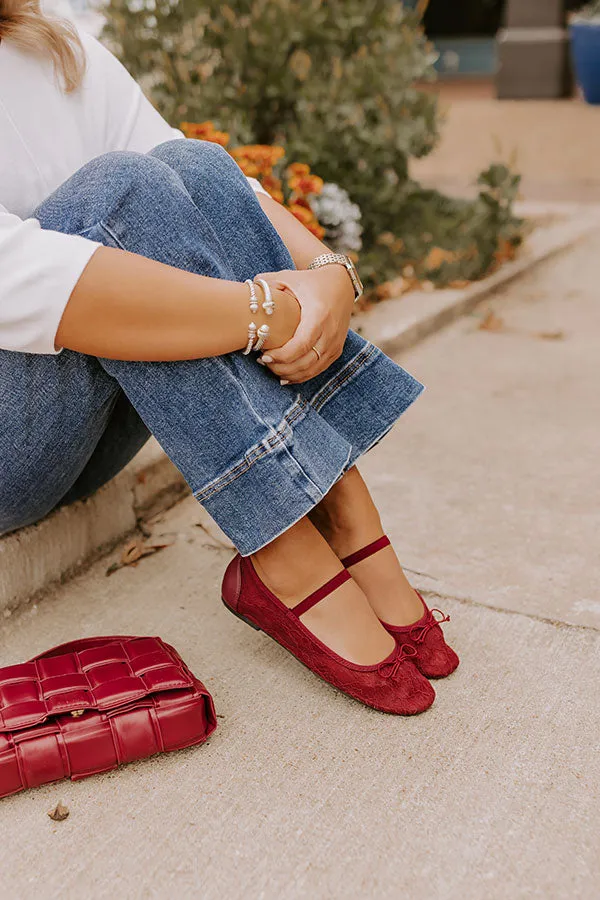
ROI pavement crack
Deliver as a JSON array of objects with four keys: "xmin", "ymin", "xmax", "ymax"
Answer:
[{"xmin": 416, "ymin": 585, "xmax": 600, "ymax": 635}]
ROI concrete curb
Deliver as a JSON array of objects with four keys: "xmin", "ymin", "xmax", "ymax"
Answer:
[
  {"xmin": 2, "ymin": 203, "xmax": 599, "ymax": 614},
  {"xmin": 353, "ymin": 203, "xmax": 600, "ymax": 357},
  {"xmin": 0, "ymin": 443, "xmax": 187, "ymax": 614}
]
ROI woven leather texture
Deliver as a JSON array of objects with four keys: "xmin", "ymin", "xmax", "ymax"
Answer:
[{"xmin": 0, "ymin": 636, "xmax": 216, "ymax": 799}]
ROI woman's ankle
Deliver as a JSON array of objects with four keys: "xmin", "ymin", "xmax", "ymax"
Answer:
[
  {"xmin": 308, "ymin": 466, "xmax": 385, "ymax": 558},
  {"xmin": 347, "ymin": 547, "xmax": 425, "ymax": 626},
  {"xmin": 251, "ymin": 517, "xmax": 344, "ymax": 608}
]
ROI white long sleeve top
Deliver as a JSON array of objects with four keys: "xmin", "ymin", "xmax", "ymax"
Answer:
[{"xmin": 0, "ymin": 31, "xmax": 266, "ymax": 355}]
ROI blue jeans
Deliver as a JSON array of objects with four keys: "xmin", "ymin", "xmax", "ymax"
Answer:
[{"xmin": 0, "ymin": 140, "xmax": 424, "ymax": 555}]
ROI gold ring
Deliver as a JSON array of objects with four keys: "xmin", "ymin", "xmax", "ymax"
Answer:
[{"xmin": 312, "ymin": 345, "xmax": 322, "ymax": 361}]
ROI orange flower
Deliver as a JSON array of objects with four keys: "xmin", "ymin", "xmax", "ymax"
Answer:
[
  {"xmin": 288, "ymin": 203, "xmax": 315, "ymax": 226},
  {"xmin": 180, "ymin": 121, "xmax": 229, "ymax": 146},
  {"xmin": 260, "ymin": 174, "xmax": 285, "ymax": 203},
  {"xmin": 290, "ymin": 196, "xmax": 312, "ymax": 210},
  {"xmin": 288, "ymin": 174, "xmax": 324, "ymax": 196},
  {"xmin": 235, "ymin": 159, "xmax": 261, "ymax": 179},
  {"xmin": 231, "ymin": 145, "xmax": 285, "ymax": 173},
  {"xmin": 180, "ymin": 121, "xmax": 214, "ymax": 139},
  {"xmin": 261, "ymin": 173, "xmax": 282, "ymax": 192},
  {"xmin": 287, "ymin": 162, "xmax": 311, "ymax": 177},
  {"xmin": 208, "ymin": 130, "xmax": 230, "ymax": 147},
  {"xmin": 307, "ymin": 221, "xmax": 326, "ymax": 240}
]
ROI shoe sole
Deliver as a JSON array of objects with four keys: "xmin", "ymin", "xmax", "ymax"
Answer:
[
  {"xmin": 221, "ymin": 596, "xmax": 434, "ymax": 716},
  {"xmin": 421, "ymin": 661, "xmax": 460, "ymax": 680}
]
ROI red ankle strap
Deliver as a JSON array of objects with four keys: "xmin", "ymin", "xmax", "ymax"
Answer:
[
  {"xmin": 341, "ymin": 535, "xmax": 391, "ymax": 569},
  {"xmin": 291, "ymin": 569, "xmax": 351, "ymax": 618}
]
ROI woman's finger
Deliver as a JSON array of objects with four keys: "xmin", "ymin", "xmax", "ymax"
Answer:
[
  {"xmin": 268, "ymin": 345, "xmax": 327, "ymax": 379},
  {"xmin": 263, "ymin": 344, "xmax": 332, "ymax": 382},
  {"xmin": 261, "ymin": 316, "xmax": 320, "ymax": 366},
  {"xmin": 263, "ymin": 353, "xmax": 324, "ymax": 378}
]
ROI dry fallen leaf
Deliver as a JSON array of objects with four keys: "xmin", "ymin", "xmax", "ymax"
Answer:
[
  {"xmin": 478, "ymin": 311, "xmax": 506, "ymax": 333},
  {"xmin": 536, "ymin": 330, "xmax": 566, "ymax": 341},
  {"xmin": 48, "ymin": 802, "xmax": 69, "ymax": 822},
  {"xmin": 106, "ymin": 537, "xmax": 175, "ymax": 576},
  {"xmin": 121, "ymin": 539, "xmax": 144, "ymax": 566},
  {"xmin": 138, "ymin": 520, "xmax": 153, "ymax": 538},
  {"xmin": 194, "ymin": 522, "xmax": 235, "ymax": 551},
  {"xmin": 494, "ymin": 237, "xmax": 518, "ymax": 266},
  {"xmin": 424, "ymin": 246, "xmax": 457, "ymax": 270}
]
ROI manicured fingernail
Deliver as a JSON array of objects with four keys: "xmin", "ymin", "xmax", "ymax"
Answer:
[
  {"xmin": 257, "ymin": 358, "xmax": 266, "ymax": 366},
  {"xmin": 280, "ymin": 379, "xmax": 290, "ymax": 386},
  {"xmin": 261, "ymin": 355, "xmax": 273, "ymax": 364}
]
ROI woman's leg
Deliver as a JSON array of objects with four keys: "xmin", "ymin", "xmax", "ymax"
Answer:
[
  {"xmin": 58, "ymin": 393, "xmax": 150, "ymax": 506},
  {"xmin": 309, "ymin": 466, "xmax": 424, "ymax": 625},
  {"xmin": 35, "ymin": 140, "xmax": 422, "ymax": 556},
  {"xmin": 30, "ymin": 140, "xmax": 419, "ymax": 666},
  {"xmin": 149, "ymin": 141, "xmax": 429, "ymax": 631},
  {"xmin": 0, "ymin": 348, "xmax": 126, "ymax": 533}
]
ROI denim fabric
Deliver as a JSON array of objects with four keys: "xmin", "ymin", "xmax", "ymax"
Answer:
[{"xmin": 0, "ymin": 139, "xmax": 424, "ymax": 554}]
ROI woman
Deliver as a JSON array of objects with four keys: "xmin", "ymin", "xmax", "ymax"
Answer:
[{"xmin": 0, "ymin": 1, "xmax": 458, "ymax": 715}]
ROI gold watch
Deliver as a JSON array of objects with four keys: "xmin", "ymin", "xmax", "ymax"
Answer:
[{"xmin": 307, "ymin": 253, "xmax": 364, "ymax": 302}]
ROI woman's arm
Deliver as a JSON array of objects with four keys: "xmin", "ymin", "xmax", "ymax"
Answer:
[
  {"xmin": 257, "ymin": 193, "xmax": 331, "ymax": 268},
  {"xmin": 254, "ymin": 194, "xmax": 355, "ymax": 382},
  {"xmin": 56, "ymin": 246, "xmax": 299, "ymax": 361}
]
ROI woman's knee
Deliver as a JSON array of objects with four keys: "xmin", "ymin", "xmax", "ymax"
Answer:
[
  {"xmin": 150, "ymin": 138, "xmax": 251, "ymax": 199},
  {"xmin": 151, "ymin": 137, "xmax": 235, "ymax": 173},
  {"xmin": 86, "ymin": 150, "xmax": 176, "ymax": 199}
]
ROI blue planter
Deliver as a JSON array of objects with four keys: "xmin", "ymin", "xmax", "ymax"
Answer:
[{"xmin": 570, "ymin": 21, "xmax": 600, "ymax": 105}]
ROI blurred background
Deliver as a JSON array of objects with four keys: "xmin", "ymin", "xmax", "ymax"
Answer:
[{"xmin": 50, "ymin": 0, "xmax": 600, "ymax": 297}]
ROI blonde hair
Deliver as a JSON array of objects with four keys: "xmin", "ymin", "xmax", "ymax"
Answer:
[{"xmin": 0, "ymin": 0, "xmax": 86, "ymax": 92}]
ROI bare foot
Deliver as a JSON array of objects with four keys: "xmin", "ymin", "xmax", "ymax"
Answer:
[
  {"xmin": 344, "ymin": 544, "xmax": 425, "ymax": 626},
  {"xmin": 251, "ymin": 518, "xmax": 395, "ymax": 665}
]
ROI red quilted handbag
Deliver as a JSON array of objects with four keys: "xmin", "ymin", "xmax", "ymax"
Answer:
[{"xmin": 0, "ymin": 635, "xmax": 217, "ymax": 799}]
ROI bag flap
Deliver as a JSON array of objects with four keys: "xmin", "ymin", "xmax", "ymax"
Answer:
[{"xmin": 0, "ymin": 637, "xmax": 193, "ymax": 732}]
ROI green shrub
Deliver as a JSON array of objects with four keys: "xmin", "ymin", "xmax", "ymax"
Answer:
[{"xmin": 103, "ymin": 0, "xmax": 523, "ymax": 289}]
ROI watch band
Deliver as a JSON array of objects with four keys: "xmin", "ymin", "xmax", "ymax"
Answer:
[{"xmin": 308, "ymin": 253, "xmax": 364, "ymax": 302}]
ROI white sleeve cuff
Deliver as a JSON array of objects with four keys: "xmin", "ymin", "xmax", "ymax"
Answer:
[
  {"xmin": 246, "ymin": 177, "xmax": 270, "ymax": 197},
  {"xmin": 0, "ymin": 216, "xmax": 101, "ymax": 355}
]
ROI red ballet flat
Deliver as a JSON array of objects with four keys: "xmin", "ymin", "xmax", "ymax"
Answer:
[
  {"xmin": 221, "ymin": 554, "xmax": 435, "ymax": 715},
  {"xmin": 341, "ymin": 536, "xmax": 459, "ymax": 679}
]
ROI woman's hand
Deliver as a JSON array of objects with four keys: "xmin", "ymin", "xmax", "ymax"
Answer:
[{"xmin": 255, "ymin": 266, "xmax": 354, "ymax": 382}]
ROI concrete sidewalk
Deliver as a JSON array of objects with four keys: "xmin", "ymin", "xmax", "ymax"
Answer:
[
  {"xmin": 412, "ymin": 97, "xmax": 600, "ymax": 203},
  {"xmin": 1, "ymin": 235, "xmax": 599, "ymax": 899}
]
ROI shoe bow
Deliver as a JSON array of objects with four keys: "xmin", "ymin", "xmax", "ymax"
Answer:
[
  {"xmin": 410, "ymin": 608, "xmax": 450, "ymax": 644},
  {"xmin": 377, "ymin": 644, "xmax": 418, "ymax": 679}
]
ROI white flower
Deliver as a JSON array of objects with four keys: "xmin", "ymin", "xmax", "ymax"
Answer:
[{"xmin": 312, "ymin": 183, "xmax": 363, "ymax": 254}]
